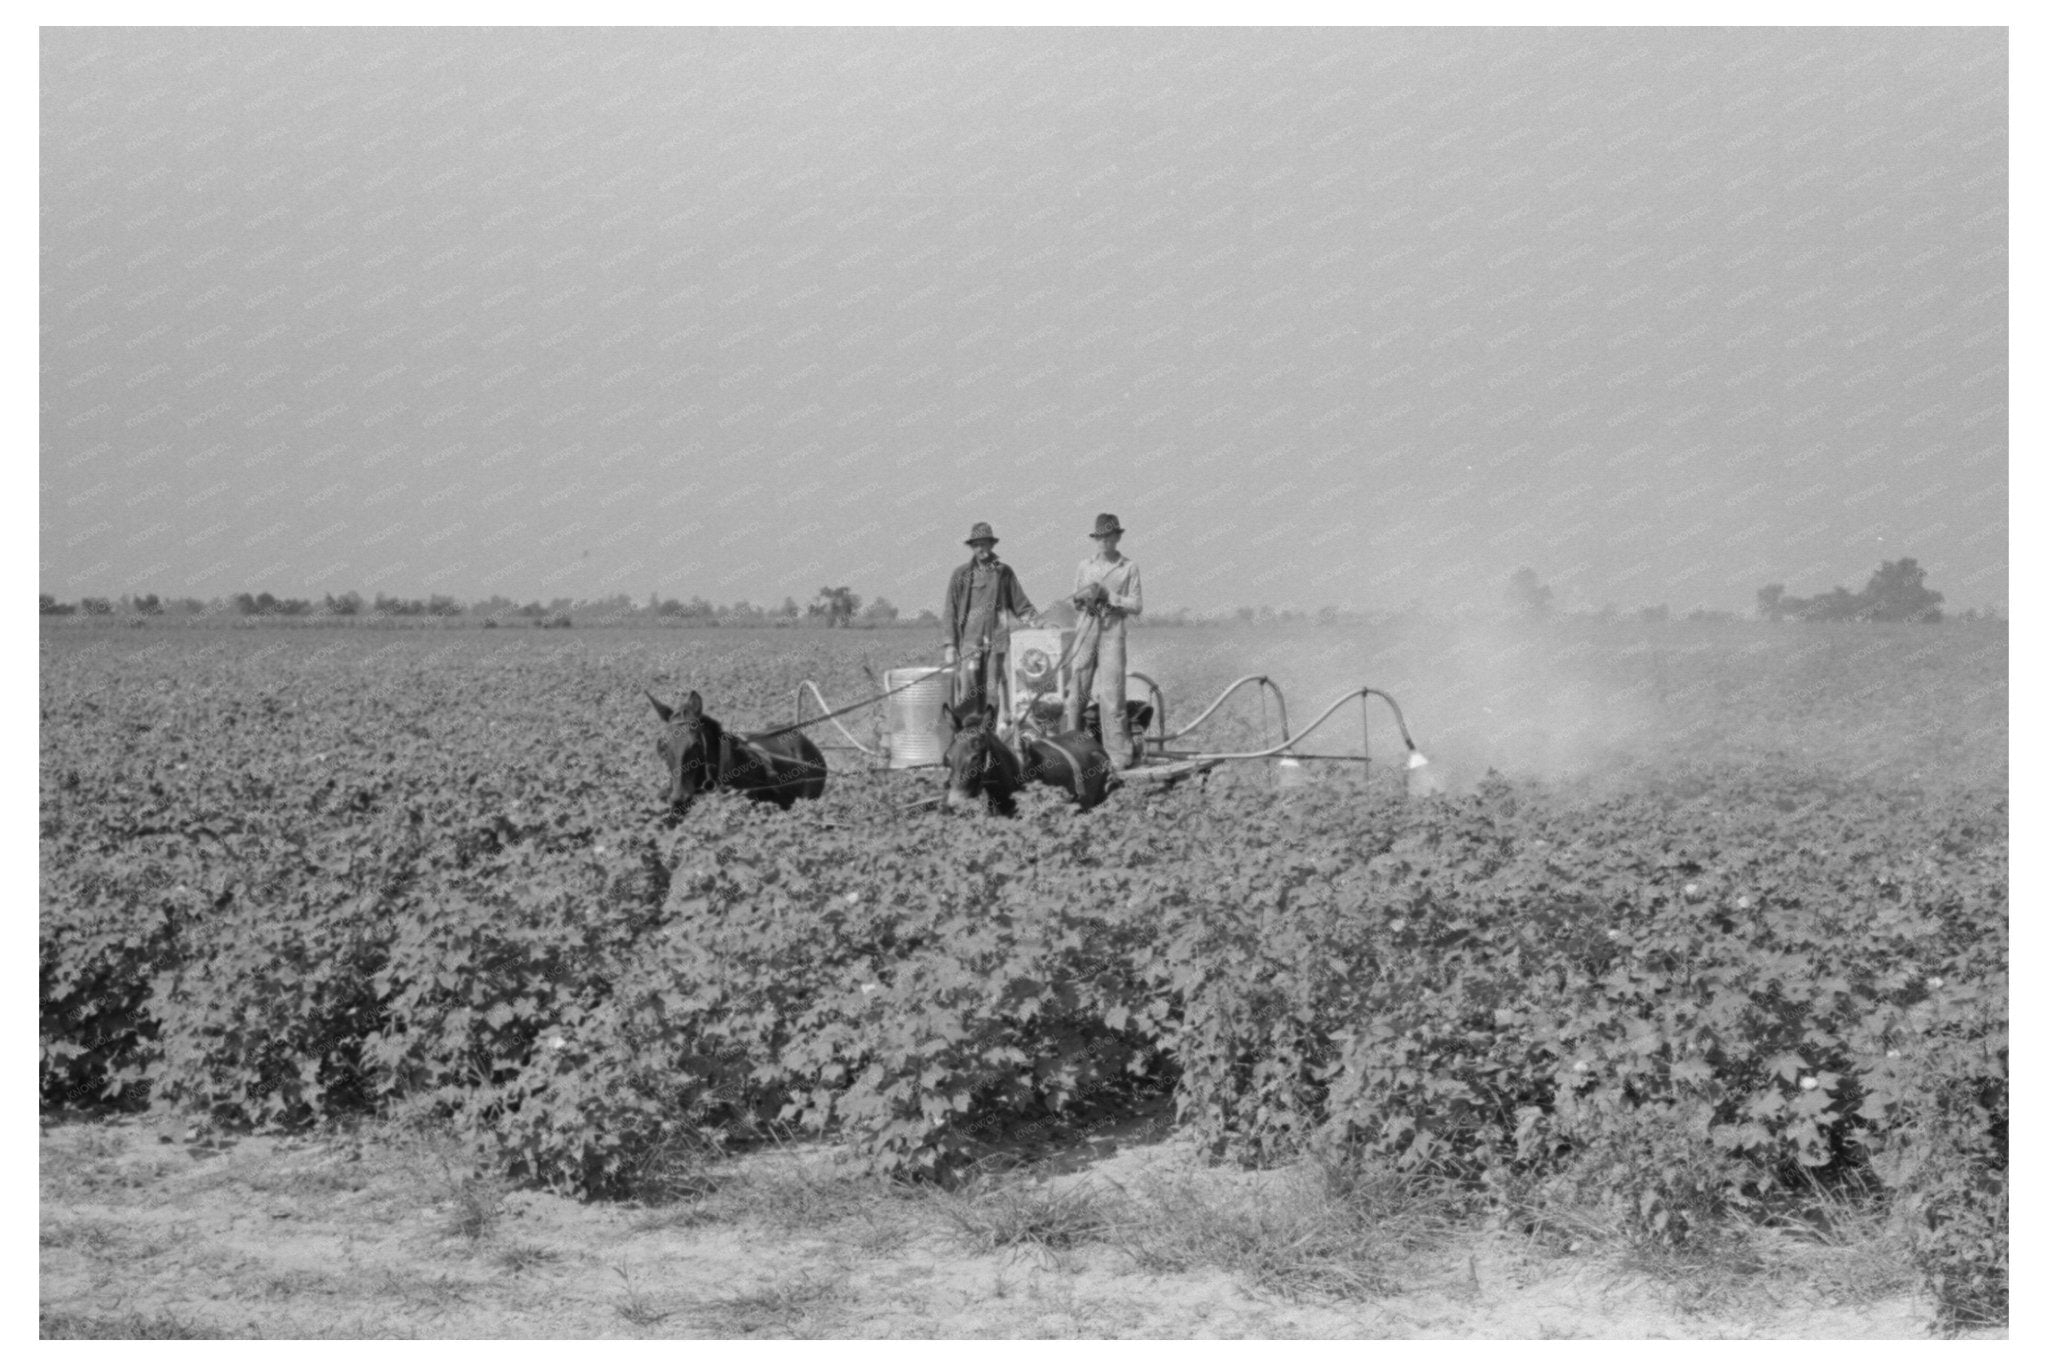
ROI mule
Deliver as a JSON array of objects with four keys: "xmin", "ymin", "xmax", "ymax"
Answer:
[
  {"xmin": 941, "ymin": 702, "xmax": 1118, "ymax": 815},
  {"xmin": 647, "ymin": 690, "xmax": 827, "ymax": 816}
]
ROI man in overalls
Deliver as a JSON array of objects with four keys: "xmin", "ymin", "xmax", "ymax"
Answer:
[
  {"xmin": 1065, "ymin": 513, "xmax": 1143, "ymax": 769},
  {"xmin": 943, "ymin": 522, "xmax": 1043, "ymax": 718}
]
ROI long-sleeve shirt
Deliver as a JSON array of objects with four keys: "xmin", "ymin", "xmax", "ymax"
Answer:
[
  {"xmin": 1073, "ymin": 554, "xmax": 1141, "ymax": 626},
  {"xmin": 944, "ymin": 557, "xmax": 1036, "ymax": 654}
]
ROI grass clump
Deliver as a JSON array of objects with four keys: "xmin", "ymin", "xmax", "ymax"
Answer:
[
  {"xmin": 938, "ymin": 1175, "xmax": 1124, "ymax": 1254},
  {"xmin": 41, "ymin": 1310, "xmax": 249, "ymax": 1339},
  {"xmin": 1119, "ymin": 1152, "xmax": 1455, "ymax": 1302},
  {"xmin": 491, "ymin": 1242, "xmax": 562, "ymax": 1274},
  {"xmin": 694, "ymin": 1270, "xmax": 850, "ymax": 1338}
]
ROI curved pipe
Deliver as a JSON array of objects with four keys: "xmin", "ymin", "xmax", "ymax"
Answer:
[
  {"xmin": 1157, "ymin": 674, "xmax": 1290, "ymax": 746},
  {"xmin": 1360, "ymin": 687, "xmax": 1424, "ymax": 756},
  {"xmin": 1164, "ymin": 686, "xmax": 1427, "ymax": 764},
  {"xmin": 792, "ymin": 679, "xmax": 882, "ymax": 757}
]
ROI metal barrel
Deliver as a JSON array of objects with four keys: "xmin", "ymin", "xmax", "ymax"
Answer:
[{"xmin": 883, "ymin": 666, "xmax": 953, "ymax": 769}]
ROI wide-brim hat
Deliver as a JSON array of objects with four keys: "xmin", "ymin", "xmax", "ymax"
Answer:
[
  {"xmin": 1090, "ymin": 513, "xmax": 1124, "ymax": 538},
  {"xmin": 964, "ymin": 521, "xmax": 998, "ymax": 545}
]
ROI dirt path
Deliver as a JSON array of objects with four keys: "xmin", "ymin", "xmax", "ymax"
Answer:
[{"xmin": 40, "ymin": 1114, "xmax": 1962, "ymax": 1339}]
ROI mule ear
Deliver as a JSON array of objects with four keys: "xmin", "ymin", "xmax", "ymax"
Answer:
[
  {"xmin": 940, "ymin": 701, "xmax": 959, "ymax": 728},
  {"xmin": 682, "ymin": 690, "xmax": 703, "ymax": 718},
  {"xmin": 647, "ymin": 691, "xmax": 674, "ymax": 722},
  {"xmin": 977, "ymin": 706, "xmax": 998, "ymax": 732}
]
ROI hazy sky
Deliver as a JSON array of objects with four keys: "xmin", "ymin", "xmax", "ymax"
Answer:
[{"xmin": 38, "ymin": 26, "xmax": 2007, "ymax": 615}]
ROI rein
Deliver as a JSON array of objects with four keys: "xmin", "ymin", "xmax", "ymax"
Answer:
[{"xmin": 748, "ymin": 651, "xmax": 953, "ymax": 742}]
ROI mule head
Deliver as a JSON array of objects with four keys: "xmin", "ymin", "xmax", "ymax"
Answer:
[
  {"xmin": 649, "ymin": 689, "xmax": 714, "ymax": 814},
  {"xmin": 941, "ymin": 701, "xmax": 1007, "ymax": 811}
]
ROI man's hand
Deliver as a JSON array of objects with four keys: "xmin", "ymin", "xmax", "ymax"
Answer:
[{"xmin": 943, "ymin": 644, "xmax": 958, "ymax": 666}]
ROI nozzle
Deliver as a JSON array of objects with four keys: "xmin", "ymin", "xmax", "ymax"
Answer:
[{"xmin": 1406, "ymin": 750, "xmax": 1431, "ymax": 771}]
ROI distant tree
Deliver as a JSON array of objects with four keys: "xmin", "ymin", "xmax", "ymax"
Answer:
[
  {"xmin": 1235, "ymin": 606, "xmax": 1255, "ymax": 623},
  {"xmin": 1759, "ymin": 558, "xmax": 1945, "ymax": 625},
  {"xmin": 1797, "ymin": 586, "xmax": 1864, "ymax": 623},
  {"xmin": 1859, "ymin": 557, "xmax": 1944, "ymax": 623},
  {"xmin": 779, "ymin": 596, "xmax": 801, "ymax": 619},
  {"xmin": 914, "ymin": 607, "xmax": 939, "ymax": 627},
  {"xmin": 39, "ymin": 594, "xmax": 75, "ymax": 616},
  {"xmin": 1507, "ymin": 568, "xmax": 1554, "ymax": 618},
  {"xmin": 1636, "ymin": 603, "xmax": 1670, "ymax": 623},
  {"xmin": 80, "ymin": 596, "xmax": 113, "ymax": 616},
  {"xmin": 862, "ymin": 596, "xmax": 899, "ymax": 623},
  {"xmin": 373, "ymin": 593, "xmax": 427, "ymax": 617},
  {"xmin": 812, "ymin": 586, "xmax": 860, "ymax": 628},
  {"xmin": 426, "ymin": 594, "xmax": 462, "ymax": 617},
  {"xmin": 584, "ymin": 593, "xmax": 634, "ymax": 623}
]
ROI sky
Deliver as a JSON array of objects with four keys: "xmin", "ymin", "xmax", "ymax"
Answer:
[{"xmin": 38, "ymin": 26, "xmax": 2008, "ymax": 616}]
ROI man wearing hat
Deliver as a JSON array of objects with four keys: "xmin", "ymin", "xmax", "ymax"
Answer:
[
  {"xmin": 943, "ymin": 522, "xmax": 1045, "ymax": 717},
  {"xmin": 1066, "ymin": 513, "xmax": 1144, "ymax": 769}
]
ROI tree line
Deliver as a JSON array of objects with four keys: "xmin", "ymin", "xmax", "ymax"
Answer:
[
  {"xmin": 40, "ymin": 558, "xmax": 1988, "ymax": 626},
  {"xmin": 1754, "ymin": 558, "xmax": 1949, "ymax": 623},
  {"xmin": 38, "ymin": 585, "xmax": 916, "ymax": 628},
  {"xmin": 1503, "ymin": 557, "xmax": 1982, "ymax": 624}
]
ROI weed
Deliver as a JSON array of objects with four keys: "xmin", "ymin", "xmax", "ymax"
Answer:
[
  {"xmin": 612, "ymin": 1262, "xmax": 673, "ymax": 1327},
  {"xmin": 442, "ymin": 1175, "xmax": 506, "ymax": 1243},
  {"xmin": 1117, "ymin": 1158, "xmax": 1453, "ymax": 1303},
  {"xmin": 492, "ymin": 1242, "xmax": 561, "ymax": 1274},
  {"xmin": 843, "ymin": 1210, "xmax": 913, "ymax": 1257},
  {"xmin": 1760, "ymin": 1172, "xmax": 1919, "ymax": 1308},
  {"xmin": 630, "ymin": 1199, "xmax": 723, "ymax": 1233},
  {"xmin": 718, "ymin": 1156, "xmax": 874, "ymax": 1232},
  {"xmin": 39, "ymin": 1219, "xmax": 122, "ymax": 1256},
  {"xmin": 40, "ymin": 1310, "xmax": 245, "ymax": 1339},
  {"xmin": 939, "ymin": 1176, "xmax": 1122, "ymax": 1254},
  {"xmin": 695, "ymin": 1269, "xmax": 849, "ymax": 1338},
  {"xmin": 1536, "ymin": 1321, "xmax": 1592, "ymax": 1339},
  {"xmin": 376, "ymin": 1268, "xmax": 477, "ymax": 1310},
  {"xmin": 261, "ymin": 1270, "xmax": 335, "ymax": 1299},
  {"xmin": 1616, "ymin": 1227, "xmax": 1775, "ymax": 1318}
]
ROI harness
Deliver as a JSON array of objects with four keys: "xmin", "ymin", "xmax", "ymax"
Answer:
[
  {"xmin": 717, "ymin": 730, "xmax": 787, "ymax": 789},
  {"xmin": 1028, "ymin": 733, "xmax": 1089, "ymax": 803},
  {"xmin": 676, "ymin": 723, "xmax": 792, "ymax": 797}
]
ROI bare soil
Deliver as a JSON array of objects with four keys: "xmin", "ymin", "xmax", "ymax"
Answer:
[{"xmin": 39, "ymin": 1110, "xmax": 1971, "ymax": 1340}]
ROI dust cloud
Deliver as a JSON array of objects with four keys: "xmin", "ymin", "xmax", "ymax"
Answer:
[{"xmin": 1123, "ymin": 614, "xmax": 2004, "ymax": 797}]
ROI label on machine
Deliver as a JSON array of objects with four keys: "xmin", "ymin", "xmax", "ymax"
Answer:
[{"xmin": 1005, "ymin": 626, "xmax": 1072, "ymax": 730}]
